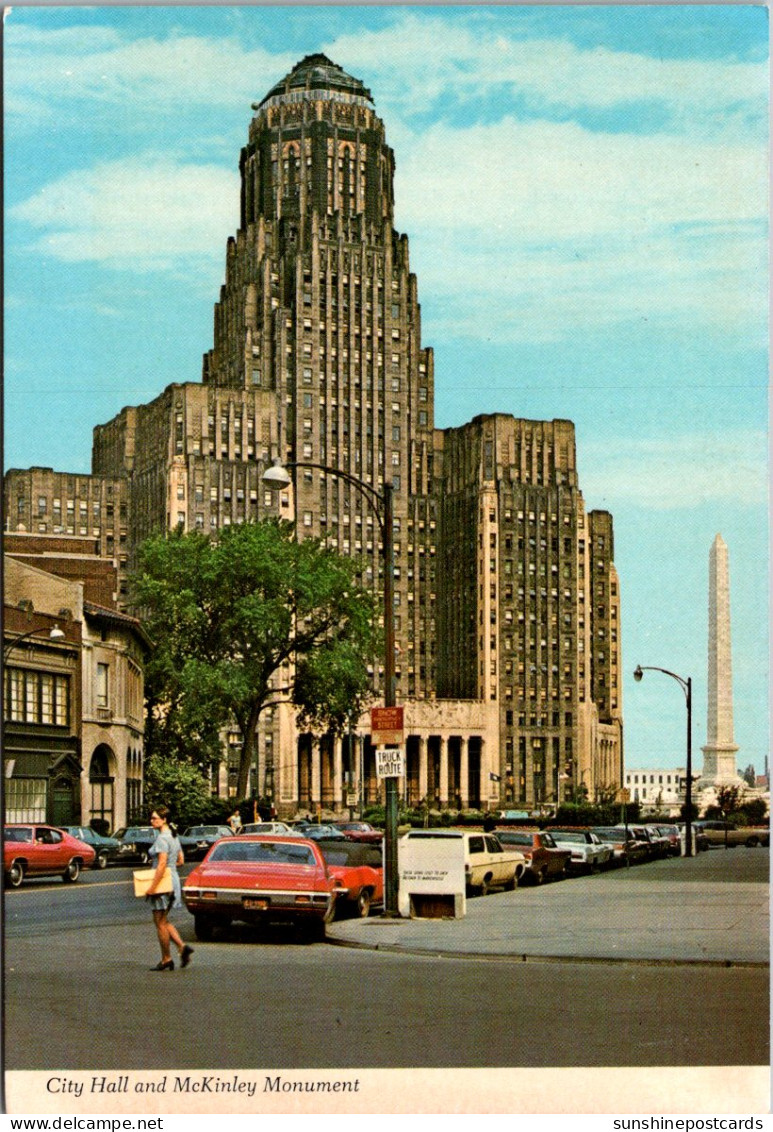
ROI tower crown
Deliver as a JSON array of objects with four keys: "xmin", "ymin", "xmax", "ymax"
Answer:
[{"xmin": 254, "ymin": 53, "xmax": 374, "ymax": 112}]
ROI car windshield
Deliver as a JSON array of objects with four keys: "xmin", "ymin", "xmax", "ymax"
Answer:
[
  {"xmin": 550, "ymin": 831, "xmax": 586, "ymax": 843},
  {"xmin": 498, "ymin": 833, "xmax": 533, "ymax": 845},
  {"xmin": 208, "ymin": 841, "xmax": 317, "ymax": 866},
  {"xmin": 593, "ymin": 829, "xmax": 623, "ymax": 840}
]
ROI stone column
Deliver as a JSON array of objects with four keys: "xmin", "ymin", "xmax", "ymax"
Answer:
[
  {"xmin": 701, "ymin": 534, "xmax": 740, "ymax": 785},
  {"xmin": 418, "ymin": 736, "xmax": 428, "ymax": 801},
  {"xmin": 438, "ymin": 736, "xmax": 449, "ymax": 806},
  {"xmin": 459, "ymin": 737, "xmax": 469, "ymax": 809}
]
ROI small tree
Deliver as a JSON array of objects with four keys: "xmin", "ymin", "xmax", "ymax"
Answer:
[
  {"xmin": 141, "ymin": 754, "xmax": 217, "ymax": 830},
  {"xmin": 739, "ymin": 798, "xmax": 768, "ymax": 826},
  {"xmin": 132, "ymin": 520, "xmax": 379, "ymax": 801},
  {"xmin": 743, "ymin": 764, "xmax": 757, "ymax": 788},
  {"xmin": 716, "ymin": 783, "xmax": 744, "ymax": 819}
]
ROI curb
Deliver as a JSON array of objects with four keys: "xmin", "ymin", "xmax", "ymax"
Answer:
[{"xmin": 325, "ymin": 934, "xmax": 768, "ymax": 969}]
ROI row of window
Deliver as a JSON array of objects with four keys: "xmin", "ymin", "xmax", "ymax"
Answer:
[{"xmin": 5, "ymin": 669, "xmax": 70, "ymax": 726}]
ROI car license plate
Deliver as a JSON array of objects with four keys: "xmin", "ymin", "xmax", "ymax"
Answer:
[{"xmin": 243, "ymin": 897, "xmax": 269, "ymax": 910}]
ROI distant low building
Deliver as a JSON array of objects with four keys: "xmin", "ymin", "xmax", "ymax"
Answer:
[{"xmin": 624, "ymin": 767, "xmax": 696, "ymax": 814}]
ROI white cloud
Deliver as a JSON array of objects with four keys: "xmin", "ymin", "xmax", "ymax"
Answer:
[
  {"xmin": 10, "ymin": 156, "xmax": 240, "ymax": 269},
  {"xmin": 327, "ymin": 14, "xmax": 766, "ymax": 127},
  {"xmin": 6, "ymin": 17, "xmax": 767, "ymax": 338},
  {"xmin": 4, "ymin": 23, "xmax": 294, "ymax": 122},
  {"xmin": 6, "ymin": 14, "xmax": 766, "ymax": 135},
  {"xmin": 578, "ymin": 432, "xmax": 768, "ymax": 510},
  {"xmin": 393, "ymin": 115, "xmax": 767, "ymax": 341}
]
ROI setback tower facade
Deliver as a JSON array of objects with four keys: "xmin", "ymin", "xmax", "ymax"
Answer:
[{"xmin": 5, "ymin": 54, "xmax": 623, "ymax": 816}]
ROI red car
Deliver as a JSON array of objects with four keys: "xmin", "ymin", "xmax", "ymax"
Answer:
[
  {"xmin": 4, "ymin": 823, "xmax": 96, "ymax": 886},
  {"xmin": 335, "ymin": 821, "xmax": 384, "ymax": 845},
  {"xmin": 495, "ymin": 829, "xmax": 571, "ymax": 884},
  {"xmin": 182, "ymin": 835, "xmax": 346, "ymax": 941},
  {"xmin": 315, "ymin": 839, "xmax": 383, "ymax": 917}
]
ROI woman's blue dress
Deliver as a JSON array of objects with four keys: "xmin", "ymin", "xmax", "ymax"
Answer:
[{"xmin": 147, "ymin": 830, "xmax": 182, "ymax": 911}]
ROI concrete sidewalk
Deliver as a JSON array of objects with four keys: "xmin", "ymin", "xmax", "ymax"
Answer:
[{"xmin": 326, "ymin": 847, "xmax": 770, "ymax": 966}]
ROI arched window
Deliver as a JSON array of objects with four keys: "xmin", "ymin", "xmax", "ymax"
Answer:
[{"xmin": 89, "ymin": 744, "xmax": 114, "ymax": 830}]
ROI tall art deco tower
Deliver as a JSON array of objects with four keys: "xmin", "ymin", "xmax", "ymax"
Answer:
[
  {"xmin": 6, "ymin": 54, "xmax": 623, "ymax": 818},
  {"xmin": 203, "ymin": 54, "xmax": 437, "ymax": 700}
]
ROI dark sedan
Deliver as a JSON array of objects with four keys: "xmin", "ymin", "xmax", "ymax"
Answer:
[
  {"xmin": 112, "ymin": 826, "xmax": 157, "ymax": 865},
  {"xmin": 592, "ymin": 827, "xmax": 650, "ymax": 865},
  {"xmin": 63, "ymin": 826, "xmax": 121, "ymax": 869},
  {"xmin": 179, "ymin": 825, "xmax": 234, "ymax": 860},
  {"xmin": 298, "ymin": 824, "xmax": 347, "ymax": 841}
]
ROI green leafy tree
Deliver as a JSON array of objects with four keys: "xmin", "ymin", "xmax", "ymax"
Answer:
[
  {"xmin": 742, "ymin": 764, "xmax": 757, "ymax": 788},
  {"xmin": 715, "ymin": 783, "xmax": 744, "ymax": 818},
  {"xmin": 739, "ymin": 798, "xmax": 768, "ymax": 826},
  {"xmin": 132, "ymin": 520, "xmax": 379, "ymax": 801},
  {"xmin": 140, "ymin": 754, "xmax": 218, "ymax": 830}
]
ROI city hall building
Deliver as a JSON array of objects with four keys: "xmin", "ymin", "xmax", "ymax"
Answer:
[{"xmin": 5, "ymin": 55, "xmax": 623, "ymax": 817}]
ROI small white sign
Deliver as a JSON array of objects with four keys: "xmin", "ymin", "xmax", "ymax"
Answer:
[{"xmin": 375, "ymin": 748, "xmax": 405, "ymax": 778}]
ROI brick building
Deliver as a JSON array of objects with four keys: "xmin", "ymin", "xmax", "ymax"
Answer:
[{"xmin": 5, "ymin": 54, "xmax": 623, "ymax": 815}]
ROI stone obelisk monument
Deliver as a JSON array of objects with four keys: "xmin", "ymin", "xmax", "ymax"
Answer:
[{"xmin": 700, "ymin": 533, "xmax": 740, "ymax": 787}]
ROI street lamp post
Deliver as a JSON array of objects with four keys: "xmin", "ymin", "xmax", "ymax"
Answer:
[
  {"xmin": 263, "ymin": 459, "xmax": 400, "ymax": 915},
  {"xmin": 633, "ymin": 664, "xmax": 693, "ymax": 857}
]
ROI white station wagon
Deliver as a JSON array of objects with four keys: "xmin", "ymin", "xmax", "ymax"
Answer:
[{"xmin": 402, "ymin": 829, "xmax": 526, "ymax": 896}]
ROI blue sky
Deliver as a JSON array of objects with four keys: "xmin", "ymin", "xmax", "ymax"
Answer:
[{"xmin": 5, "ymin": 4, "xmax": 768, "ymax": 777}]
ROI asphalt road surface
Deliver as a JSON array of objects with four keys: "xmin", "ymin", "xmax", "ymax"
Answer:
[{"xmin": 4, "ymin": 862, "xmax": 768, "ymax": 1069}]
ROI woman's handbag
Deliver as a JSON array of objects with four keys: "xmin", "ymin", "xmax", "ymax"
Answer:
[{"xmin": 132, "ymin": 867, "xmax": 173, "ymax": 898}]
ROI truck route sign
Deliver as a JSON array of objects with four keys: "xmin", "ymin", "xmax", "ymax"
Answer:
[{"xmin": 375, "ymin": 749, "xmax": 406, "ymax": 779}]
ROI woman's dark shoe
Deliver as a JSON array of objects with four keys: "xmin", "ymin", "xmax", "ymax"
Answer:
[
  {"xmin": 150, "ymin": 959, "xmax": 174, "ymax": 971},
  {"xmin": 180, "ymin": 945, "xmax": 194, "ymax": 968}
]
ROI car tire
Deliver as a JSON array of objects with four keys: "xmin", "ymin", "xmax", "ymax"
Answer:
[
  {"xmin": 504, "ymin": 873, "xmax": 517, "ymax": 891},
  {"xmin": 478, "ymin": 875, "xmax": 491, "ymax": 897},
  {"xmin": 139, "ymin": 850, "xmax": 150, "ymax": 866},
  {"xmin": 746, "ymin": 836, "xmax": 759, "ymax": 848},
  {"xmin": 96, "ymin": 851, "xmax": 109, "ymax": 870},
  {"xmin": 62, "ymin": 859, "xmax": 81, "ymax": 883},
  {"xmin": 356, "ymin": 888, "xmax": 372, "ymax": 918},
  {"xmin": 7, "ymin": 860, "xmax": 25, "ymax": 888},
  {"xmin": 194, "ymin": 914, "xmax": 216, "ymax": 942},
  {"xmin": 534, "ymin": 866, "xmax": 547, "ymax": 885}
]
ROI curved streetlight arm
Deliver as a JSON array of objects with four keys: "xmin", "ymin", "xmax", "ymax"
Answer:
[
  {"xmin": 634, "ymin": 664, "xmax": 689, "ymax": 699},
  {"xmin": 4, "ymin": 626, "xmax": 66, "ymax": 665},
  {"xmin": 264, "ymin": 460, "xmax": 386, "ymax": 535}
]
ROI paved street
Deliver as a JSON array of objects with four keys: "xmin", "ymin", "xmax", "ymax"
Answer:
[{"xmin": 4, "ymin": 849, "xmax": 768, "ymax": 1070}]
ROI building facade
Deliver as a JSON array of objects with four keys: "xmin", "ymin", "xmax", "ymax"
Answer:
[
  {"xmin": 4, "ymin": 556, "xmax": 148, "ymax": 829},
  {"xmin": 4, "ymin": 54, "xmax": 623, "ymax": 815}
]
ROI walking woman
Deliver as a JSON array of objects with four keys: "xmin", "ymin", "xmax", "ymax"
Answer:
[{"xmin": 145, "ymin": 805, "xmax": 193, "ymax": 971}]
